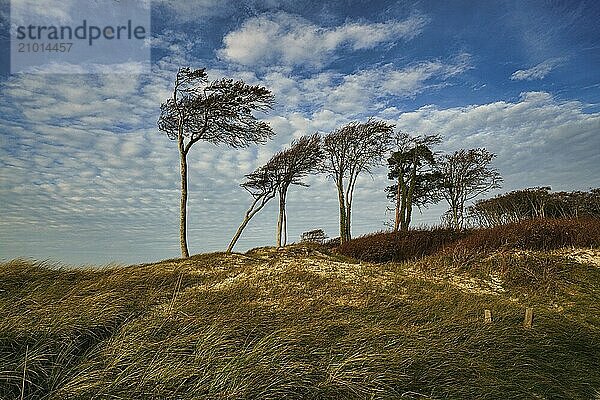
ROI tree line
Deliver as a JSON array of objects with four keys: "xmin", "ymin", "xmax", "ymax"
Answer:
[
  {"xmin": 158, "ymin": 68, "xmax": 503, "ymax": 257},
  {"xmin": 469, "ymin": 187, "xmax": 600, "ymax": 227}
]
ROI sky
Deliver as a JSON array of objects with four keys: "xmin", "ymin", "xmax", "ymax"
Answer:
[{"xmin": 0, "ymin": 0, "xmax": 599, "ymax": 265}]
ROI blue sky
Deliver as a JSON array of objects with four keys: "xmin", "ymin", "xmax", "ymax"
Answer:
[{"xmin": 1, "ymin": 0, "xmax": 599, "ymax": 265}]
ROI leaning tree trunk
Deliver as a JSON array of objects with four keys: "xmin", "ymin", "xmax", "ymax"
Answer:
[
  {"xmin": 228, "ymin": 214, "xmax": 251, "ymax": 254},
  {"xmin": 179, "ymin": 147, "xmax": 190, "ymax": 258},
  {"xmin": 227, "ymin": 193, "xmax": 274, "ymax": 253}
]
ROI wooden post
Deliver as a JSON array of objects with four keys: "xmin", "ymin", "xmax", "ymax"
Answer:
[
  {"xmin": 523, "ymin": 308, "xmax": 534, "ymax": 329},
  {"xmin": 484, "ymin": 309, "xmax": 492, "ymax": 323}
]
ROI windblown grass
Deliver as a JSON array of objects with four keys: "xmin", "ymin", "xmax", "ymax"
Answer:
[{"xmin": 1, "ymin": 243, "xmax": 599, "ymax": 399}]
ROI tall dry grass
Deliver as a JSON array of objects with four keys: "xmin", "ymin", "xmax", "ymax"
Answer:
[{"xmin": 1, "ymin": 237, "xmax": 599, "ymax": 399}]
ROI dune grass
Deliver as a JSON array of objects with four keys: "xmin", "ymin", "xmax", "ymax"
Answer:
[{"xmin": 1, "ymin": 241, "xmax": 599, "ymax": 399}]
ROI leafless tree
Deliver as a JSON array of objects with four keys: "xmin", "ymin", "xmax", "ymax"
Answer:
[
  {"xmin": 436, "ymin": 148, "xmax": 503, "ymax": 229},
  {"xmin": 227, "ymin": 134, "xmax": 323, "ymax": 252},
  {"xmin": 323, "ymin": 120, "xmax": 395, "ymax": 244},
  {"xmin": 158, "ymin": 67, "xmax": 275, "ymax": 258},
  {"xmin": 226, "ymin": 163, "xmax": 278, "ymax": 253},
  {"xmin": 272, "ymin": 133, "xmax": 323, "ymax": 247}
]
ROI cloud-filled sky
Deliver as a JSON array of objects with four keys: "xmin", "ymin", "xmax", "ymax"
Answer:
[{"xmin": 1, "ymin": 0, "xmax": 599, "ymax": 265}]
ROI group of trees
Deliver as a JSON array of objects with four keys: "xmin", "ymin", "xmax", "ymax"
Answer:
[
  {"xmin": 227, "ymin": 119, "xmax": 395, "ymax": 251},
  {"xmin": 386, "ymin": 136, "xmax": 502, "ymax": 231},
  {"xmin": 158, "ymin": 68, "xmax": 503, "ymax": 257},
  {"xmin": 469, "ymin": 187, "xmax": 600, "ymax": 227},
  {"xmin": 226, "ymin": 134, "xmax": 322, "ymax": 252}
]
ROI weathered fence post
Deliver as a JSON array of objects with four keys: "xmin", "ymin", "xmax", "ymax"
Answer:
[
  {"xmin": 484, "ymin": 309, "xmax": 492, "ymax": 323},
  {"xmin": 523, "ymin": 308, "xmax": 534, "ymax": 329}
]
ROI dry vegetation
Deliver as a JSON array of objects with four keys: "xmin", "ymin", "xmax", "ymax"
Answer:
[{"xmin": 1, "ymin": 219, "xmax": 600, "ymax": 399}]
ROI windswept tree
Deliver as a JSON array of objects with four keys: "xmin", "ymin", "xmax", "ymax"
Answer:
[
  {"xmin": 158, "ymin": 67, "xmax": 275, "ymax": 258},
  {"xmin": 437, "ymin": 148, "xmax": 503, "ymax": 229},
  {"xmin": 226, "ymin": 163, "xmax": 278, "ymax": 253},
  {"xmin": 386, "ymin": 132, "xmax": 442, "ymax": 231},
  {"xmin": 227, "ymin": 134, "xmax": 323, "ymax": 252},
  {"xmin": 323, "ymin": 120, "xmax": 395, "ymax": 244},
  {"xmin": 272, "ymin": 133, "xmax": 323, "ymax": 247}
]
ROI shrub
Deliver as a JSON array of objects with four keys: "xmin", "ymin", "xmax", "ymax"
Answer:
[
  {"xmin": 337, "ymin": 218, "xmax": 600, "ymax": 264},
  {"xmin": 450, "ymin": 217, "xmax": 600, "ymax": 253},
  {"xmin": 300, "ymin": 229, "xmax": 328, "ymax": 244},
  {"xmin": 336, "ymin": 228, "xmax": 471, "ymax": 263},
  {"xmin": 468, "ymin": 187, "xmax": 600, "ymax": 227}
]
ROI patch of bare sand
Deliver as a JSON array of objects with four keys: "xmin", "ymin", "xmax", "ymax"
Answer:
[
  {"xmin": 555, "ymin": 248, "xmax": 600, "ymax": 267},
  {"xmin": 400, "ymin": 265, "xmax": 503, "ymax": 296}
]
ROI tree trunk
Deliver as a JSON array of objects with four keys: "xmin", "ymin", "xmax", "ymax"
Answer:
[
  {"xmin": 452, "ymin": 201, "xmax": 461, "ymax": 230},
  {"xmin": 179, "ymin": 149, "xmax": 190, "ymax": 258},
  {"xmin": 345, "ymin": 199, "xmax": 352, "ymax": 241},
  {"xmin": 276, "ymin": 191, "xmax": 286, "ymax": 248},
  {"xmin": 336, "ymin": 179, "xmax": 347, "ymax": 244},
  {"xmin": 227, "ymin": 215, "xmax": 251, "ymax": 253},
  {"xmin": 400, "ymin": 179, "xmax": 408, "ymax": 231},
  {"xmin": 344, "ymin": 175, "xmax": 358, "ymax": 242},
  {"xmin": 405, "ymin": 199, "xmax": 413, "ymax": 230},
  {"xmin": 404, "ymin": 164, "xmax": 418, "ymax": 231},
  {"xmin": 283, "ymin": 204, "xmax": 287, "ymax": 246},
  {"xmin": 227, "ymin": 194, "xmax": 273, "ymax": 253},
  {"xmin": 394, "ymin": 174, "xmax": 402, "ymax": 232}
]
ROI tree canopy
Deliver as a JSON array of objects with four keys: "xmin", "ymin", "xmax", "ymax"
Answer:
[
  {"xmin": 436, "ymin": 148, "xmax": 503, "ymax": 229},
  {"xmin": 323, "ymin": 119, "xmax": 395, "ymax": 243}
]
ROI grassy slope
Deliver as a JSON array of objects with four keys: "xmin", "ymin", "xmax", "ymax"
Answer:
[{"xmin": 1, "ymin": 246, "xmax": 599, "ymax": 399}]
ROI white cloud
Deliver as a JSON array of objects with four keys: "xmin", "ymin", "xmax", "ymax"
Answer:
[
  {"xmin": 257, "ymin": 54, "xmax": 471, "ymax": 115},
  {"xmin": 218, "ymin": 12, "xmax": 429, "ymax": 67},
  {"xmin": 1, "ymin": 18, "xmax": 596, "ymax": 265},
  {"xmin": 393, "ymin": 91, "xmax": 600, "ymax": 190},
  {"xmin": 510, "ymin": 58, "xmax": 565, "ymax": 81}
]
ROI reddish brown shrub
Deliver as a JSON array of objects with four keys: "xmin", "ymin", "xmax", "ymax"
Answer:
[
  {"xmin": 336, "ymin": 228, "xmax": 471, "ymax": 263},
  {"xmin": 337, "ymin": 218, "xmax": 600, "ymax": 263},
  {"xmin": 450, "ymin": 217, "xmax": 600, "ymax": 253}
]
